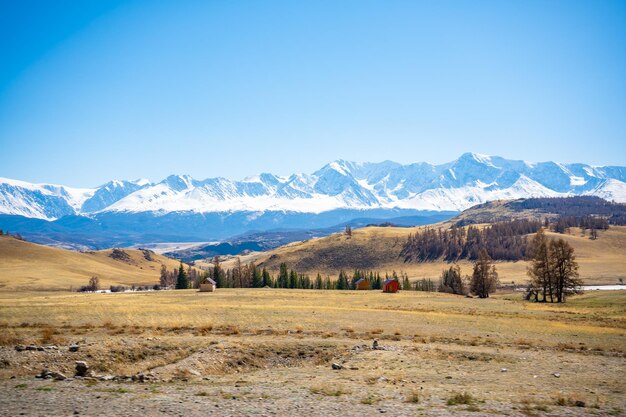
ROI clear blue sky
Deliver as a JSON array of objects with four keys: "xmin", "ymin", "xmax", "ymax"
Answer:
[{"xmin": 1, "ymin": 0, "xmax": 625, "ymax": 187}]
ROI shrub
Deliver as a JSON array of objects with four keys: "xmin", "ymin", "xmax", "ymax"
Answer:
[{"xmin": 447, "ymin": 392, "xmax": 475, "ymax": 406}]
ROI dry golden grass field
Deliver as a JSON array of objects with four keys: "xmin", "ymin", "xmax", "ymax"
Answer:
[
  {"xmin": 0, "ymin": 288, "xmax": 624, "ymax": 416},
  {"xmin": 218, "ymin": 225, "xmax": 626, "ymax": 286},
  {"xmin": 0, "ymin": 235, "xmax": 198, "ymax": 291}
]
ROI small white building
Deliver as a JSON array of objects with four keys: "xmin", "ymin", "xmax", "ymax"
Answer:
[{"xmin": 199, "ymin": 278, "xmax": 217, "ymax": 292}]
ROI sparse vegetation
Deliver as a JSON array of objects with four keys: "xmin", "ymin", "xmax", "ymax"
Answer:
[
  {"xmin": 310, "ymin": 385, "xmax": 351, "ymax": 396},
  {"xmin": 447, "ymin": 392, "xmax": 475, "ymax": 406}
]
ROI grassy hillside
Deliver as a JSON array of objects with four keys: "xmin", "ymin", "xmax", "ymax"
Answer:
[
  {"xmin": 219, "ymin": 225, "xmax": 626, "ymax": 285},
  {"xmin": 0, "ymin": 235, "xmax": 196, "ymax": 291}
]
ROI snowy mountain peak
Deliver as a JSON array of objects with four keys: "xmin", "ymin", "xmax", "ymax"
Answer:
[{"xmin": 1, "ymin": 154, "xmax": 624, "ymax": 220}]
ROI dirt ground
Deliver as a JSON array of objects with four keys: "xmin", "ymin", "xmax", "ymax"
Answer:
[{"xmin": 0, "ymin": 289, "xmax": 624, "ymax": 416}]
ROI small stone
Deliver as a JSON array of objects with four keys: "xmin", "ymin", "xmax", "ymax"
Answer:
[
  {"xmin": 69, "ymin": 345, "xmax": 79, "ymax": 352},
  {"xmin": 372, "ymin": 340, "xmax": 379, "ymax": 350},
  {"xmin": 331, "ymin": 363, "xmax": 343, "ymax": 370},
  {"xmin": 51, "ymin": 371, "xmax": 67, "ymax": 381},
  {"xmin": 553, "ymin": 373, "xmax": 560, "ymax": 378},
  {"xmin": 75, "ymin": 361, "xmax": 89, "ymax": 377},
  {"xmin": 15, "ymin": 345, "xmax": 25, "ymax": 352},
  {"xmin": 132, "ymin": 373, "xmax": 146, "ymax": 383},
  {"xmin": 575, "ymin": 400, "xmax": 586, "ymax": 407},
  {"xmin": 501, "ymin": 368, "xmax": 508, "ymax": 372}
]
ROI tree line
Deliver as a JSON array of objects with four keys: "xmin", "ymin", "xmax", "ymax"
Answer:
[{"xmin": 401, "ymin": 219, "xmax": 542, "ymax": 262}]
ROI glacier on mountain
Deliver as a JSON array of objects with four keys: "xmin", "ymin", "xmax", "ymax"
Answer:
[{"xmin": 1, "ymin": 153, "xmax": 625, "ymax": 221}]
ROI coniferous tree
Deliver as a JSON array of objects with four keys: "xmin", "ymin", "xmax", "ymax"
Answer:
[
  {"xmin": 288, "ymin": 269, "xmax": 298, "ymax": 289},
  {"xmin": 527, "ymin": 229, "xmax": 552, "ymax": 302},
  {"xmin": 315, "ymin": 273, "xmax": 323, "ymax": 290},
  {"xmin": 402, "ymin": 273, "xmax": 411, "ymax": 291},
  {"xmin": 278, "ymin": 263, "xmax": 289, "ymax": 288},
  {"xmin": 549, "ymin": 238, "xmax": 582, "ymax": 302},
  {"xmin": 261, "ymin": 268, "xmax": 272, "ymax": 287},
  {"xmin": 438, "ymin": 264, "xmax": 464, "ymax": 294},
  {"xmin": 336, "ymin": 270, "xmax": 349, "ymax": 290},
  {"xmin": 159, "ymin": 264, "xmax": 170, "ymax": 288},
  {"xmin": 213, "ymin": 256, "xmax": 225, "ymax": 288},
  {"xmin": 251, "ymin": 264, "xmax": 263, "ymax": 288},
  {"xmin": 176, "ymin": 262, "xmax": 189, "ymax": 289},
  {"xmin": 470, "ymin": 249, "xmax": 498, "ymax": 298}
]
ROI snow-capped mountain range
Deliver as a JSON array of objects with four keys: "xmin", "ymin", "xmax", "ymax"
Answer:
[{"xmin": 1, "ymin": 153, "xmax": 625, "ymax": 221}]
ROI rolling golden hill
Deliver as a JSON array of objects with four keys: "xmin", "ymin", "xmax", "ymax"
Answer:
[
  {"xmin": 0, "ymin": 235, "xmax": 195, "ymax": 291},
  {"xmin": 220, "ymin": 224, "xmax": 626, "ymax": 286}
]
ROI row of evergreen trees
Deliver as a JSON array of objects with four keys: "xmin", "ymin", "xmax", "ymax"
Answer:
[{"xmin": 160, "ymin": 257, "xmax": 437, "ymax": 292}]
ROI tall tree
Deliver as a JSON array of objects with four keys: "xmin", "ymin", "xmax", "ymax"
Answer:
[
  {"xmin": 278, "ymin": 263, "xmax": 289, "ymax": 288},
  {"xmin": 261, "ymin": 268, "xmax": 272, "ymax": 287},
  {"xmin": 212, "ymin": 256, "xmax": 224, "ymax": 288},
  {"xmin": 549, "ymin": 238, "xmax": 582, "ymax": 302},
  {"xmin": 336, "ymin": 270, "xmax": 349, "ymax": 290},
  {"xmin": 469, "ymin": 249, "xmax": 498, "ymax": 298},
  {"xmin": 176, "ymin": 262, "xmax": 189, "ymax": 289},
  {"xmin": 251, "ymin": 263, "xmax": 263, "ymax": 288},
  {"xmin": 527, "ymin": 229, "xmax": 553, "ymax": 302},
  {"xmin": 439, "ymin": 264, "xmax": 464, "ymax": 295}
]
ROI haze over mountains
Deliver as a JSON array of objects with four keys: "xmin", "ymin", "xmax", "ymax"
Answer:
[{"xmin": 1, "ymin": 153, "xmax": 624, "ymax": 249}]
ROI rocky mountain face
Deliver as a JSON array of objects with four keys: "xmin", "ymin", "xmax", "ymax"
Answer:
[{"xmin": 1, "ymin": 153, "xmax": 624, "ymax": 221}]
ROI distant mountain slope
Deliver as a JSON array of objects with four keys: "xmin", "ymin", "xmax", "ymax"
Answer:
[
  {"xmin": 1, "ymin": 153, "xmax": 625, "ymax": 220},
  {"xmin": 220, "ymin": 221, "xmax": 626, "ymax": 286},
  {"xmin": 0, "ymin": 234, "xmax": 195, "ymax": 291}
]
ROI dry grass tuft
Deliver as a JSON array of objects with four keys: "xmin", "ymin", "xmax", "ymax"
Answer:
[
  {"xmin": 310, "ymin": 385, "xmax": 351, "ymax": 396},
  {"xmin": 447, "ymin": 392, "xmax": 475, "ymax": 406},
  {"xmin": 405, "ymin": 389, "xmax": 420, "ymax": 403}
]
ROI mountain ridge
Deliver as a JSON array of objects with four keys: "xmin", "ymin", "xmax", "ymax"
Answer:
[{"xmin": 1, "ymin": 153, "xmax": 625, "ymax": 221}]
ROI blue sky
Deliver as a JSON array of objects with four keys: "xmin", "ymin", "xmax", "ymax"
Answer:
[{"xmin": 1, "ymin": 0, "xmax": 625, "ymax": 187}]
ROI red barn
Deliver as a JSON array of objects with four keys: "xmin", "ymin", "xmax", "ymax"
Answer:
[{"xmin": 382, "ymin": 279, "xmax": 400, "ymax": 293}]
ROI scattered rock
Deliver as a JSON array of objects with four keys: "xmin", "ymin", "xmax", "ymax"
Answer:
[
  {"xmin": 372, "ymin": 340, "xmax": 379, "ymax": 350},
  {"xmin": 501, "ymin": 368, "xmax": 508, "ymax": 372},
  {"xmin": 575, "ymin": 400, "xmax": 586, "ymax": 407},
  {"xmin": 36, "ymin": 368, "xmax": 66, "ymax": 380},
  {"xmin": 75, "ymin": 361, "xmax": 89, "ymax": 377},
  {"xmin": 98, "ymin": 375, "xmax": 115, "ymax": 381},
  {"xmin": 51, "ymin": 371, "xmax": 67, "ymax": 381},
  {"xmin": 132, "ymin": 373, "xmax": 146, "ymax": 382},
  {"xmin": 36, "ymin": 368, "xmax": 52, "ymax": 379},
  {"xmin": 351, "ymin": 344, "xmax": 368, "ymax": 351},
  {"xmin": 552, "ymin": 373, "xmax": 560, "ymax": 378},
  {"xmin": 15, "ymin": 345, "xmax": 25, "ymax": 352},
  {"xmin": 331, "ymin": 363, "xmax": 343, "ymax": 370},
  {"xmin": 69, "ymin": 344, "xmax": 80, "ymax": 352}
]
